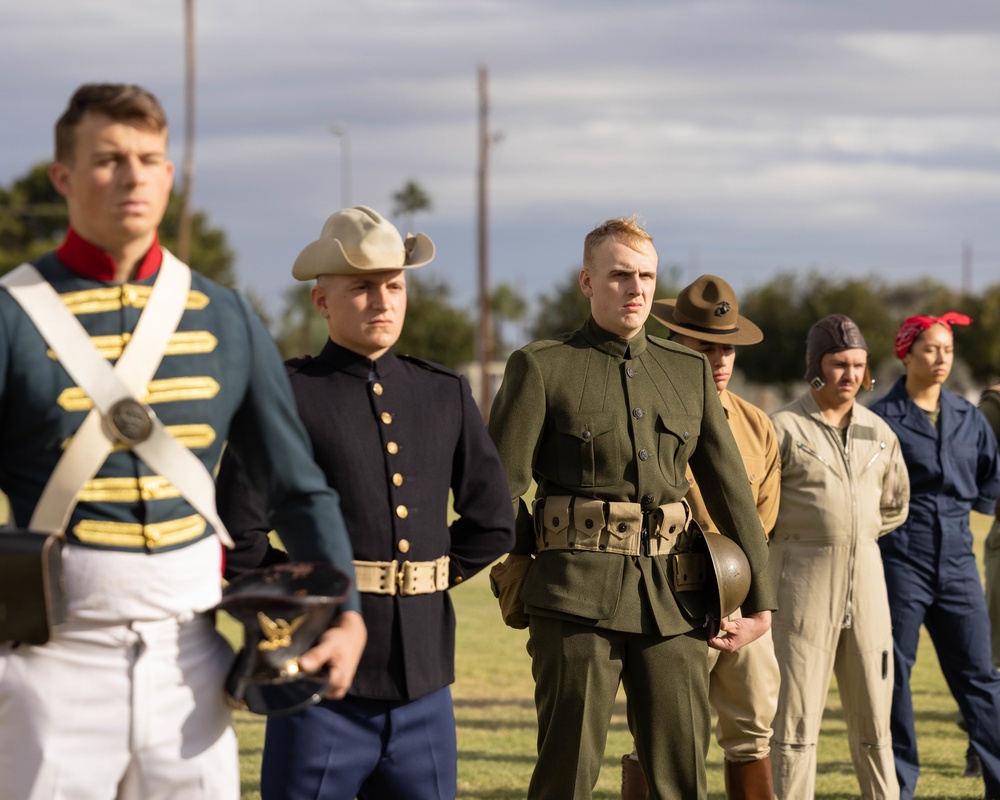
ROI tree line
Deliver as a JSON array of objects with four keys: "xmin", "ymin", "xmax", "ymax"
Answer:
[{"xmin": 2, "ymin": 163, "xmax": 997, "ymax": 387}]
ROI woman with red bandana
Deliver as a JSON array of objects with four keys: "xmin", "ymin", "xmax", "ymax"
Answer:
[{"xmin": 871, "ymin": 313, "xmax": 1000, "ymax": 800}]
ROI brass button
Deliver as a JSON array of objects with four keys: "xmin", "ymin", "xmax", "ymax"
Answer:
[
  {"xmin": 581, "ymin": 430, "xmax": 592, "ymax": 440},
  {"xmin": 392, "ymin": 473, "xmax": 403, "ymax": 486},
  {"xmin": 626, "ymin": 366, "xmax": 636, "ymax": 378},
  {"xmin": 122, "ymin": 286, "xmax": 139, "ymax": 306},
  {"xmin": 386, "ymin": 441, "xmax": 398, "ymax": 454},
  {"xmin": 683, "ymin": 431, "xmax": 690, "ymax": 440},
  {"xmin": 398, "ymin": 539, "xmax": 410, "ymax": 553},
  {"xmin": 380, "ymin": 412, "xmax": 393, "ymax": 424},
  {"xmin": 638, "ymin": 449, "xmax": 649, "ymax": 461},
  {"xmin": 453, "ymin": 575, "xmax": 463, "ymax": 584},
  {"xmin": 632, "ymin": 408, "xmax": 644, "ymax": 419},
  {"xmin": 372, "ymin": 382, "xmax": 384, "ymax": 396},
  {"xmin": 396, "ymin": 504, "xmax": 408, "ymax": 519}
]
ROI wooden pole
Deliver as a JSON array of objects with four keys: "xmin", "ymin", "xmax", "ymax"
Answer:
[
  {"xmin": 477, "ymin": 66, "xmax": 492, "ymax": 421},
  {"xmin": 178, "ymin": 0, "xmax": 196, "ymax": 263}
]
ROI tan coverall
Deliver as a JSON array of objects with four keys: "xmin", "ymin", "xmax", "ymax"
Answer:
[{"xmin": 769, "ymin": 391, "xmax": 909, "ymax": 800}]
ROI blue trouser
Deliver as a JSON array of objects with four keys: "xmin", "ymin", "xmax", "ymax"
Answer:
[
  {"xmin": 260, "ymin": 685, "xmax": 456, "ymax": 800},
  {"xmin": 883, "ymin": 546, "xmax": 1000, "ymax": 800}
]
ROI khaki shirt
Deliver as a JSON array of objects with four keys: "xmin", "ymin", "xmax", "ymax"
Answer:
[
  {"xmin": 685, "ymin": 389, "xmax": 781, "ymax": 539},
  {"xmin": 488, "ymin": 316, "xmax": 776, "ymax": 636}
]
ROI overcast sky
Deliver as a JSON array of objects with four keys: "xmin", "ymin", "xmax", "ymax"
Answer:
[{"xmin": 3, "ymin": 1, "xmax": 1000, "ymax": 325}]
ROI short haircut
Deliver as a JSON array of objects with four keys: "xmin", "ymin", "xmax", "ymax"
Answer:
[
  {"xmin": 55, "ymin": 83, "xmax": 168, "ymax": 163},
  {"xmin": 582, "ymin": 215, "xmax": 653, "ymax": 271}
]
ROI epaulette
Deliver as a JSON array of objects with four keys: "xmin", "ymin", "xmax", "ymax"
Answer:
[
  {"xmin": 285, "ymin": 354, "xmax": 315, "ymax": 372},
  {"xmin": 398, "ymin": 353, "xmax": 460, "ymax": 378},
  {"xmin": 521, "ymin": 332, "xmax": 575, "ymax": 354},
  {"xmin": 647, "ymin": 334, "xmax": 704, "ymax": 360},
  {"xmin": 982, "ymin": 384, "xmax": 1000, "ymax": 406}
]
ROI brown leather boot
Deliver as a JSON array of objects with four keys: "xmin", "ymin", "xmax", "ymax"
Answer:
[
  {"xmin": 724, "ymin": 757, "xmax": 774, "ymax": 800},
  {"xmin": 621, "ymin": 754, "xmax": 649, "ymax": 800}
]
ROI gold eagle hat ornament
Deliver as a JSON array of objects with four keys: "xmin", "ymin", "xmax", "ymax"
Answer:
[
  {"xmin": 217, "ymin": 562, "xmax": 351, "ymax": 716},
  {"xmin": 292, "ymin": 205, "xmax": 435, "ymax": 281}
]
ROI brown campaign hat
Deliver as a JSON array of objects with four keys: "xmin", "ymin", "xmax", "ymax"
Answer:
[
  {"xmin": 650, "ymin": 274, "xmax": 763, "ymax": 345},
  {"xmin": 292, "ymin": 205, "xmax": 434, "ymax": 281}
]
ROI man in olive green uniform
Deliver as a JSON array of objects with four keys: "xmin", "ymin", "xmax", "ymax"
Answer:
[
  {"xmin": 621, "ymin": 274, "xmax": 782, "ymax": 800},
  {"xmin": 487, "ymin": 218, "xmax": 777, "ymax": 800},
  {"xmin": 981, "ymin": 384, "xmax": 1000, "ymax": 669}
]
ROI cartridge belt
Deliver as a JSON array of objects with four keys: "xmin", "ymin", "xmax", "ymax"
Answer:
[
  {"xmin": 532, "ymin": 496, "xmax": 692, "ymax": 558},
  {"xmin": 353, "ymin": 555, "xmax": 450, "ymax": 596}
]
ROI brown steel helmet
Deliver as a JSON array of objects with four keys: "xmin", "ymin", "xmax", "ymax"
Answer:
[
  {"xmin": 673, "ymin": 520, "xmax": 751, "ymax": 620},
  {"xmin": 804, "ymin": 313, "xmax": 873, "ymax": 391},
  {"xmin": 701, "ymin": 528, "xmax": 751, "ymax": 619}
]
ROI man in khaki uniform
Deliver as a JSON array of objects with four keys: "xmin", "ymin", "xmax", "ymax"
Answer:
[
  {"xmin": 769, "ymin": 315, "xmax": 909, "ymax": 800},
  {"xmin": 487, "ymin": 218, "xmax": 777, "ymax": 799},
  {"xmin": 620, "ymin": 274, "xmax": 781, "ymax": 800}
]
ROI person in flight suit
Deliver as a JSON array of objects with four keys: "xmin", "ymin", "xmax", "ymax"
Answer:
[
  {"xmin": 871, "ymin": 313, "xmax": 1000, "ymax": 800},
  {"xmin": 0, "ymin": 83, "xmax": 364, "ymax": 800},
  {"xmin": 620, "ymin": 274, "xmax": 782, "ymax": 800},
  {"xmin": 487, "ymin": 216, "xmax": 777, "ymax": 800},
  {"xmin": 216, "ymin": 205, "xmax": 516, "ymax": 800},
  {"xmin": 769, "ymin": 314, "xmax": 909, "ymax": 800}
]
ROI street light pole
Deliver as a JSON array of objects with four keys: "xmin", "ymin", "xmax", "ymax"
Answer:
[{"xmin": 331, "ymin": 123, "xmax": 352, "ymax": 209}]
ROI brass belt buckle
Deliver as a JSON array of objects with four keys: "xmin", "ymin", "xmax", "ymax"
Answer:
[{"xmin": 105, "ymin": 398, "xmax": 156, "ymax": 445}]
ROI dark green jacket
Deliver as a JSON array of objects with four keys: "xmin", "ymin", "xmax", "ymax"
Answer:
[{"xmin": 488, "ymin": 316, "xmax": 776, "ymax": 636}]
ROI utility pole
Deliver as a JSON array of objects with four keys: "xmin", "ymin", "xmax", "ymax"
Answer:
[
  {"xmin": 477, "ymin": 66, "xmax": 492, "ymax": 421},
  {"xmin": 177, "ymin": 0, "xmax": 196, "ymax": 263},
  {"xmin": 962, "ymin": 240, "xmax": 973, "ymax": 296},
  {"xmin": 331, "ymin": 123, "xmax": 352, "ymax": 209}
]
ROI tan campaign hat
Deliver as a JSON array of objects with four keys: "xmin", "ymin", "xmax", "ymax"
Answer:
[
  {"xmin": 650, "ymin": 274, "xmax": 763, "ymax": 345},
  {"xmin": 292, "ymin": 205, "xmax": 435, "ymax": 281}
]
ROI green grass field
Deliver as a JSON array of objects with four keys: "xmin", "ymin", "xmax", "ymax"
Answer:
[{"xmin": 234, "ymin": 513, "xmax": 996, "ymax": 799}]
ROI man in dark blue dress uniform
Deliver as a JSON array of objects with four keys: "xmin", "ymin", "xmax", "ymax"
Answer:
[{"xmin": 217, "ymin": 205, "xmax": 516, "ymax": 800}]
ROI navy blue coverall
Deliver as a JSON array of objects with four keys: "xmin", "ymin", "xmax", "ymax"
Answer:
[{"xmin": 872, "ymin": 377, "xmax": 1000, "ymax": 799}]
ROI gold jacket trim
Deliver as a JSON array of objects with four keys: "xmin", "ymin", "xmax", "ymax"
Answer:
[
  {"xmin": 59, "ymin": 285, "xmax": 210, "ymax": 315},
  {"xmin": 48, "ymin": 330, "xmax": 219, "ymax": 361},
  {"xmin": 63, "ymin": 424, "xmax": 217, "ymax": 452},
  {"xmin": 73, "ymin": 513, "xmax": 207, "ymax": 548},
  {"xmin": 57, "ymin": 377, "xmax": 221, "ymax": 411},
  {"xmin": 76, "ymin": 476, "xmax": 182, "ymax": 503}
]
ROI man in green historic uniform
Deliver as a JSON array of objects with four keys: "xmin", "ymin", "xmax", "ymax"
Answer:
[{"xmin": 487, "ymin": 216, "xmax": 777, "ymax": 799}]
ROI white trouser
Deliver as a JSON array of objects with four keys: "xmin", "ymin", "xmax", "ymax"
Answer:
[{"xmin": 0, "ymin": 613, "xmax": 239, "ymax": 800}]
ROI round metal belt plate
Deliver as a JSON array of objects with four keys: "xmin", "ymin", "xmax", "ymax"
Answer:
[{"xmin": 105, "ymin": 398, "xmax": 155, "ymax": 444}]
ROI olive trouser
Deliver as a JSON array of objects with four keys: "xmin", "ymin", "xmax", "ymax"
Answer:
[
  {"xmin": 984, "ymin": 519, "xmax": 1000, "ymax": 668},
  {"xmin": 526, "ymin": 615, "xmax": 710, "ymax": 800}
]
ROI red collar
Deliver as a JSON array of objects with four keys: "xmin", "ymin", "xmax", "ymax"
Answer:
[{"xmin": 56, "ymin": 229, "xmax": 163, "ymax": 282}]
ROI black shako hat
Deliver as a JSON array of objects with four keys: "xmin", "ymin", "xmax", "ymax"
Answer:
[{"xmin": 217, "ymin": 562, "xmax": 351, "ymax": 716}]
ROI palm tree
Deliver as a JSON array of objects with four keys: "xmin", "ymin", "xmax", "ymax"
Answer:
[{"xmin": 392, "ymin": 180, "xmax": 432, "ymax": 234}]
